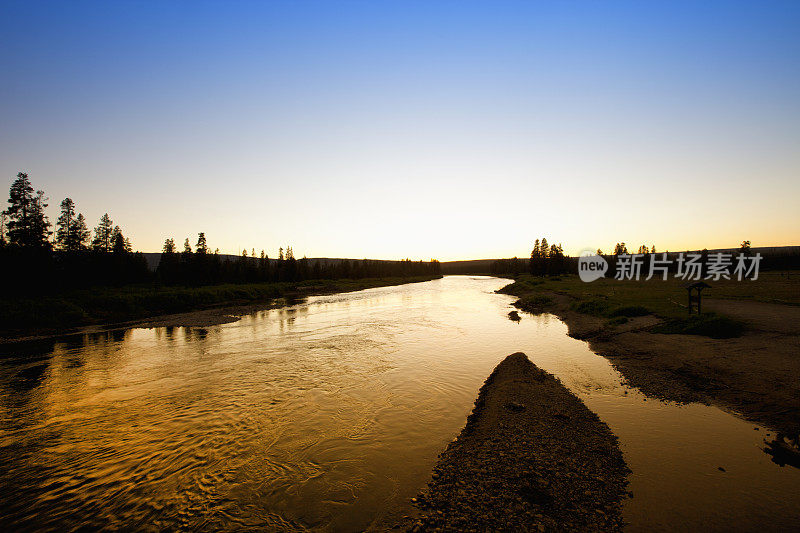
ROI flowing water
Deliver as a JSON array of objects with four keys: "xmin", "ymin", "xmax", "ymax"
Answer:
[{"xmin": 1, "ymin": 276, "xmax": 798, "ymax": 531}]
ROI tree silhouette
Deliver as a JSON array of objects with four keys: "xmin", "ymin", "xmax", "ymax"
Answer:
[
  {"xmin": 70, "ymin": 213, "xmax": 90, "ymax": 250},
  {"xmin": 613, "ymin": 242, "xmax": 628, "ymax": 255},
  {"xmin": 740, "ymin": 240, "xmax": 752, "ymax": 255},
  {"xmin": 196, "ymin": 232, "xmax": 207, "ymax": 254},
  {"xmin": 56, "ymin": 198, "xmax": 76, "ymax": 250},
  {"xmin": 6, "ymin": 172, "xmax": 51, "ymax": 247},
  {"xmin": 6, "ymin": 173, "xmax": 35, "ymax": 246},
  {"xmin": 0, "ymin": 211, "xmax": 6, "ymax": 247},
  {"xmin": 92, "ymin": 213, "xmax": 114, "ymax": 252},
  {"xmin": 112, "ymin": 226, "xmax": 128, "ymax": 254},
  {"xmin": 33, "ymin": 190, "xmax": 52, "ymax": 247},
  {"xmin": 547, "ymin": 243, "xmax": 565, "ymax": 275},
  {"xmin": 111, "ymin": 226, "xmax": 123, "ymax": 249}
]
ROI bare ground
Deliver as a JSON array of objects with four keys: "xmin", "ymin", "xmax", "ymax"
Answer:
[
  {"xmin": 397, "ymin": 353, "xmax": 630, "ymax": 532},
  {"xmin": 515, "ymin": 292, "xmax": 800, "ymax": 434}
]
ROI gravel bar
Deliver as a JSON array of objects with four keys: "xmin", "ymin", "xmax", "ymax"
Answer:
[{"xmin": 406, "ymin": 352, "xmax": 630, "ymax": 532}]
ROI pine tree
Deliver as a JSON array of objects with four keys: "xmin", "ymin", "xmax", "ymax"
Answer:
[
  {"xmin": 31, "ymin": 190, "xmax": 52, "ymax": 248},
  {"xmin": 6, "ymin": 172, "xmax": 51, "ymax": 247},
  {"xmin": 196, "ymin": 232, "xmax": 207, "ymax": 254},
  {"xmin": 56, "ymin": 198, "xmax": 76, "ymax": 250},
  {"xmin": 5, "ymin": 172, "xmax": 33, "ymax": 246},
  {"xmin": 112, "ymin": 232, "xmax": 126, "ymax": 253},
  {"xmin": 740, "ymin": 240, "xmax": 751, "ymax": 255},
  {"xmin": 0, "ymin": 211, "xmax": 7, "ymax": 247},
  {"xmin": 529, "ymin": 239, "xmax": 540, "ymax": 274},
  {"xmin": 111, "ymin": 226, "xmax": 123, "ymax": 250},
  {"xmin": 69, "ymin": 213, "xmax": 90, "ymax": 250},
  {"xmin": 183, "ymin": 238, "xmax": 192, "ymax": 254},
  {"xmin": 162, "ymin": 238, "xmax": 176, "ymax": 254},
  {"xmin": 540, "ymin": 238, "xmax": 549, "ymax": 258},
  {"xmin": 112, "ymin": 226, "xmax": 127, "ymax": 254},
  {"xmin": 92, "ymin": 213, "xmax": 114, "ymax": 252}
]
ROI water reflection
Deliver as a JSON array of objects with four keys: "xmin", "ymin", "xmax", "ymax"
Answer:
[{"xmin": 0, "ymin": 277, "xmax": 798, "ymax": 531}]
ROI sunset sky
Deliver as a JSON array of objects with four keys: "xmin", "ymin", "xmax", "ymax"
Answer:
[{"xmin": 1, "ymin": 1, "xmax": 798, "ymax": 260}]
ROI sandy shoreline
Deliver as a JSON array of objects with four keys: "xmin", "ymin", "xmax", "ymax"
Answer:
[
  {"xmin": 397, "ymin": 353, "xmax": 629, "ymax": 532},
  {"xmin": 505, "ymin": 286, "xmax": 800, "ymax": 435}
]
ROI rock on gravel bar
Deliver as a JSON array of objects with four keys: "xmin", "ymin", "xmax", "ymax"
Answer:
[{"xmin": 406, "ymin": 352, "xmax": 630, "ymax": 532}]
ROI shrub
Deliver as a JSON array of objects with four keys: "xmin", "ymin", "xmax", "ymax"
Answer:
[
  {"xmin": 608, "ymin": 305, "xmax": 650, "ymax": 317},
  {"xmin": 573, "ymin": 299, "xmax": 609, "ymax": 316},
  {"xmin": 651, "ymin": 314, "xmax": 745, "ymax": 339}
]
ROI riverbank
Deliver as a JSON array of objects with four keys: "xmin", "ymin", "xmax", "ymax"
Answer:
[
  {"xmin": 500, "ymin": 274, "xmax": 800, "ymax": 434},
  {"xmin": 401, "ymin": 353, "xmax": 629, "ymax": 532},
  {"xmin": 0, "ymin": 276, "xmax": 441, "ymax": 342}
]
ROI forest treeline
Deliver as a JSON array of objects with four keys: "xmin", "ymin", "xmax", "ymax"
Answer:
[
  {"xmin": 157, "ymin": 235, "xmax": 441, "ymax": 286},
  {"xmin": 490, "ymin": 239, "xmax": 800, "ymax": 277},
  {"xmin": 490, "ymin": 238, "xmax": 569, "ymax": 276},
  {"xmin": 0, "ymin": 172, "xmax": 441, "ymax": 295}
]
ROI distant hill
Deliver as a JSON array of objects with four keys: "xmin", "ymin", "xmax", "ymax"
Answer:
[
  {"xmin": 440, "ymin": 259, "xmax": 498, "ymax": 275},
  {"xmin": 140, "ymin": 253, "xmax": 437, "ymax": 272},
  {"xmin": 140, "ymin": 246, "xmax": 800, "ymax": 273},
  {"xmin": 679, "ymin": 246, "xmax": 800, "ymax": 256}
]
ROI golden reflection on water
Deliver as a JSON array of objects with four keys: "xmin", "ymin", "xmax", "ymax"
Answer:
[{"xmin": 0, "ymin": 276, "xmax": 799, "ymax": 531}]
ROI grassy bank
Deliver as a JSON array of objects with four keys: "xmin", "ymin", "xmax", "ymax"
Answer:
[
  {"xmin": 499, "ymin": 272, "xmax": 800, "ymax": 433},
  {"xmin": 499, "ymin": 271, "xmax": 799, "ymax": 338},
  {"xmin": 0, "ymin": 276, "xmax": 440, "ymax": 338}
]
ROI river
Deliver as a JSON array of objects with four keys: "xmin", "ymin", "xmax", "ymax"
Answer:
[{"xmin": 1, "ymin": 276, "xmax": 798, "ymax": 531}]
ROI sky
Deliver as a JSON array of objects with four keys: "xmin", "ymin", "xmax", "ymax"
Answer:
[{"xmin": 1, "ymin": 1, "xmax": 798, "ymax": 260}]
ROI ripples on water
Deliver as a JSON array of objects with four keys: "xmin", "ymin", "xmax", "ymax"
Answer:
[{"xmin": 1, "ymin": 276, "xmax": 799, "ymax": 531}]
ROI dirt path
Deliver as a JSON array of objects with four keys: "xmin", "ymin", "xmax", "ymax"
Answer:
[
  {"xmin": 704, "ymin": 298, "xmax": 800, "ymax": 335},
  {"xmin": 399, "ymin": 353, "xmax": 629, "ymax": 532}
]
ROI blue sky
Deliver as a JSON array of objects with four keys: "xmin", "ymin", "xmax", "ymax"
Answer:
[{"xmin": 1, "ymin": 1, "xmax": 798, "ymax": 259}]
